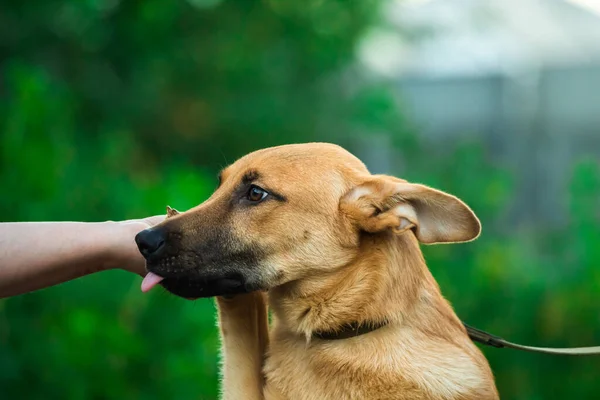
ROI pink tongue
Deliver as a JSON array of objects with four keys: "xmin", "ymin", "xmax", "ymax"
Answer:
[{"xmin": 141, "ymin": 272, "xmax": 165, "ymax": 293}]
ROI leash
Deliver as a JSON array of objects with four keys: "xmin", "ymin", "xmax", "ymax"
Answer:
[
  {"xmin": 464, "ymin": 323, "xmax": 600, "ymax": 356},
  {"xmin": 313, "ymin": 320, "xmax": 600, "ymax": 355}
]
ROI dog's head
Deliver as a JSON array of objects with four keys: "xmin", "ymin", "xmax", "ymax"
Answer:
[{"xmin": 135, "ymin": 143, "xmax": 480, "ymax": 299}]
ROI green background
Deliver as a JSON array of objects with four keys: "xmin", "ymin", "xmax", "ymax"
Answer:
[{"xmin": 1, "ymin": 0, "xmax": 599, "ymax": 399}]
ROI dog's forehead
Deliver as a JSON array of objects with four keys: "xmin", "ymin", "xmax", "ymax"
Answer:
[{"xmin": 228, "ymin": 143, "xmax": 369, "ymax": 181}]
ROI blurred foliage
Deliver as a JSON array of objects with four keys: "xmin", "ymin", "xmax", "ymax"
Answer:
[{"xmin": 1, "ymin": 0, "xmax": 599, "ymax": 399}]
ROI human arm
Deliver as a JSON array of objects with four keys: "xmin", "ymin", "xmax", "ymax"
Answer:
[{"xmin": 0, "ymin": 216, "xmax": 164, "ymax": 299}]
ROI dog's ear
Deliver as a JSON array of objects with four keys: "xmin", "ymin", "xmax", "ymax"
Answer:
[
  {"xmin": 340, "ymin": 175, "xmax": 481, "ymax": 244},
  {"xmin": 166, "ymin": 206, "xmax": 180, "ymax": 218}
]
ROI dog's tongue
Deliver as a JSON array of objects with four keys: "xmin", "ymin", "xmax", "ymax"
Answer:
[{"xmin": 141, "ymin": 272, "xmax": 165, "ymax": 293}]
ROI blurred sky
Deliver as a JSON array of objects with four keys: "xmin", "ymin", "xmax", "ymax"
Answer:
[{"xmin": 360, "ymin": 0, "xmax": 600, "ymax": 78}]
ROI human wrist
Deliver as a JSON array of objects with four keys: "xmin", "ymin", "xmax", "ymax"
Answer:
[{"xmin": 98, "ymin": 221, "xmax": 124, "ymax": 271}]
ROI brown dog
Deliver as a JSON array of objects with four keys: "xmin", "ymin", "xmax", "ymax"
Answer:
[{"xmin": 136, "ymin": 143, "xmax": 499, "ymax": 400}]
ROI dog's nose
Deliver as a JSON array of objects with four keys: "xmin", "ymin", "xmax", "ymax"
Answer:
[{"xmin": 135, "ymin": 228, "xmax": 166, "ymax": 258}]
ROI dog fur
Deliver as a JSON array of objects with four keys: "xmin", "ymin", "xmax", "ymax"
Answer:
[{"xmin": 139, "ymin": 143, "xmax": 499, "ymax": 400}]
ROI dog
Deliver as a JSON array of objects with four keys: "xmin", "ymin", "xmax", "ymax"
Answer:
[{"xmin": 135, "ymin": 143, "xmax": 499, "ymax": 400}]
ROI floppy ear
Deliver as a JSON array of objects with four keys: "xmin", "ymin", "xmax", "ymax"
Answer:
[{"xmin": 340, "ymin": 175, "xmax": 481, "ymax": 244}]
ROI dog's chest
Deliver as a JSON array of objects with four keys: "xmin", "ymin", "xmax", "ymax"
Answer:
[{"xmin": 263, "ymin": 329, "xmax": 496, "ymax": 400}]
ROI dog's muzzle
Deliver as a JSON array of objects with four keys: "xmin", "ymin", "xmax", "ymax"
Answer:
[{"xmin": 134, "ymin": 227, "xmax": 256, "ymax": 299}]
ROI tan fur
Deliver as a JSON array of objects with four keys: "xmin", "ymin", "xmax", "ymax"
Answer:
[
  {"xmin": 164, "ymin": 143, "xmax": 499, "ymax": 399},
  {"xmin": 166, "ymin": 205, "xmax": 180, "ymax": 218}
]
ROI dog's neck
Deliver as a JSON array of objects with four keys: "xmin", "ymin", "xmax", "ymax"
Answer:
[{"xmin": 269, "ymin": 232, "xmax": 457, "ymax": 340}]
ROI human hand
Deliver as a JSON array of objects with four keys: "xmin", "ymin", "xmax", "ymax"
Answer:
[{"xmin": 105, "ymin": 214, "xmax": 167, "ymax": 276}]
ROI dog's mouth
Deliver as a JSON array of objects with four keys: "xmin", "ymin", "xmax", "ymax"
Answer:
[{"xmin": 141, "ymin": 270, "xmax": 251, "ymax": 299}]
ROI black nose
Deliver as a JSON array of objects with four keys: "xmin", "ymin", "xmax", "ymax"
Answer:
[{"xmin": 135, "ymin": 228, "xmax": 166, "ymax": 258}]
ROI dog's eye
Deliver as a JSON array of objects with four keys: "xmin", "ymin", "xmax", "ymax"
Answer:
[{"xmin": 247, "ymin": 185, "xmax": 269, "ymax": 202}]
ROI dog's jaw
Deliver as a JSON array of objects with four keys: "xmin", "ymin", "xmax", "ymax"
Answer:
[
  {"xmin": 141, "ymin": 265, "xmax": 253, "ymax": 299},
  {"xmin": 160, "ymin": 275, "xmax": 246, "ymax": 298}
]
